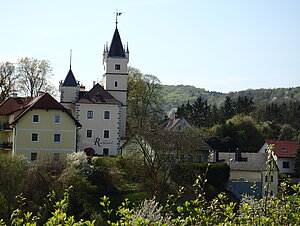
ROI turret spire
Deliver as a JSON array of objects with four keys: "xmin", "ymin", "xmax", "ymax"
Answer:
[
  {"xmin": 69, "ymin": 49, "xmax": 72, "ymax": 69},
  {"xmin": 114, "ymin": 9, "xmax": 123, "ymax": 27}
]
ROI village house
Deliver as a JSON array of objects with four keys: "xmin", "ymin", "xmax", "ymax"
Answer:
[
  {"xmin": 218, "ymin": 150, "xmax": 278, "ymax": 199},
  {"xmin": 0, "ymin": 93, "xmax": 81, "ymax": 163},
  {"xmin": 258, "ymin": 139, "xmax": 298, "ymax": 175}
]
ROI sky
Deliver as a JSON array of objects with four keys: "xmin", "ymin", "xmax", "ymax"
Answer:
[{"xmin": 1, "ymin": 0, "xmax": 300, "ymax": 93}]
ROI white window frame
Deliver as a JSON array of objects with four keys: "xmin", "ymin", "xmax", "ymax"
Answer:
[
  {"xmin": 87, "ymin": 129, "xmax": 93, "ymax": 138},
  {"xmin": 32, "ymin": 114, "xmax": 39, "ymax": 123},
  {"xmin": 54, "ymin": 134, "xmax": 61, "ymax": 143},
  {"xmin": 30, "ymin": 152, "xmax": 38, "ymax": 161},
  {"xmin": 31, "ymin": 133, "xmax": 39, "ymax": 142},
  {"xmin": 87, "ymin": 110, "xmax": 93, "ymax": 119},
  {"xmin": 104, "ymin": 111, "xmax": 110, "ymax": 120},
  {"xmin": 104, "ymin": 130, "xmax": 110, "ymax": 139},
  {"xmin": 103, "ymin": 148, "xmax": 109, "ymax": 156},
  {"xmin": 54, "ymin": 115, "xmax": 61, "ymax": 124}
]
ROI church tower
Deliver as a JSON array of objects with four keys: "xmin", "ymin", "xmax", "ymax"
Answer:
[{"xmin": 103, "ymin": 21, "xmax": 129, "ymax": 138}]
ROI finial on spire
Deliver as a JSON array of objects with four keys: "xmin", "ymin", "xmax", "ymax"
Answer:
[
  {"xmin": 69, "ymin": 49, "xmax": 72, "ymax": 69},
  {"xmin": 114, "ymin": 9, "xmax": 123, "ymax": 27}
]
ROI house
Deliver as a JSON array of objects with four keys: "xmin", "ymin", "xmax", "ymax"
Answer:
[
  {"xmin": 258, "ymin": 140, "xmax": 298, "ymax": 175},
  {"xmin": 162, "ymin": 116, "xmax": 192, "ymax": 132},
  {"xmin": 218, "ymin": 150, "xmax": 278, "ymax": 199},
  {"xmin": 0, "ymin": 93, "xmax": 81, "ymax": 163},
  {"xmin": 59, "ymin": 22, "xmax": 128, "ymax": 157},
  {"xmin": 124, "ymin": 131, "xmax": 213, "ymax": 163}
]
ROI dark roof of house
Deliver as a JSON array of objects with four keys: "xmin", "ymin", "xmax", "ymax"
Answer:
[
  {"xmin": 77, "ymin": 83, "xmax": 121, "ymax": 105},
  {"xmin": 10, "ymin": 93, "xmax": 81, "ymax": 127},
  {"xmin": 0, "ymin": 97, "xmax": 33, "ymax": 115},
  {"xmin": 134, "ymin": 131, "xmax": 212, "ymax": 152},
  {"xmin": 219, "ymin": 152, "xmax": 278, "ymax": 171},
  {"xmin": 62, "ymin": 68, "xmax": 78, "ymax": 87},
  {"xmin": 108, "ymin": 28, "xmax": 126, "ymax": 58},
  {"xmin": 265, "ymin": 140, "xmax": 298, "ymax": 158}
]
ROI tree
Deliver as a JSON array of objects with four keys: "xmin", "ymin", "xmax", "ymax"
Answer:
[
  {"xmin": 0, "ymin": 61, "xmax": 17, "ymax": 102},
  {"xmin": 220, "ymin": 96, "xmax": 235, "ymax": 122},
  {"xmin": 16, "ymin": 57, "xmax": 56, "ymax": 97},
  {"xmin": 127, "ymin": 67, "xmax": 163, "ymax": 133}
]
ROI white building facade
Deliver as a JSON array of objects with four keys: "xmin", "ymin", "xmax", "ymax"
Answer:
[{"xmin": 59, "ymin": 24, "xmax": 129, "ymax": 156}]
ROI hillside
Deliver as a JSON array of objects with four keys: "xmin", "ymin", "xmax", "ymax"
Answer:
[{"xmin": 161, "ymin": 85, "xmax": 300, "ymax": 112}]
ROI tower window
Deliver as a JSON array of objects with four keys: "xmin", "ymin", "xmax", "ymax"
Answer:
[
  {"xmin": 115, "ymin": 64, "xmax": 120, "ymax": 70},
  {"xmin": 114, "ymin": 81, "xmax": 118, "ymax": 87},
  {"xmin": 104, "ymin": 130, "xmax": 110, "ymax": 139}
]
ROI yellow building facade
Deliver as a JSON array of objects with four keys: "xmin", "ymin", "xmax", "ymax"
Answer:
[{"xmin": 0, "ymin": 93, "xmax": 81, "ymax": 163}]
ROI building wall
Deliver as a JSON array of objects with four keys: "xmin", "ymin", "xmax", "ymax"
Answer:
[
  {"xmin": 13, "ymin": 109, "xmax": 76, "ymax": 161},
  {"xmin": 276, "ymin": 157, "xmax": 295, "ymax": 174},
  {"xmin": 76, "ymin": 103, "xmax": 120, "ymax": 156}
]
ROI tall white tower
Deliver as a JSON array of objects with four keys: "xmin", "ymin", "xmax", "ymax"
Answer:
[{"xmin": 103, "ymin": 22, "xmax": 129, "ymax": 139}]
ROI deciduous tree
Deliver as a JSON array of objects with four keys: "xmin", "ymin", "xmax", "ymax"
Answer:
[
  {"xmin": 0, "ymin": 61, "xmax": 17, "ymax": 102},
  {"xmin": 16, "ymin": 57, "xmax": 56, "ymax": 97}
]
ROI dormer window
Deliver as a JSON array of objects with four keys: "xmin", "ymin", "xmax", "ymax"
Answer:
[
  {"xmin": 115, "ymin": 64, "xmax": 120, "ymax": 70},
  {"xmin": 281, "ymin": 148, "xmax": 287, "ymax": 152}
]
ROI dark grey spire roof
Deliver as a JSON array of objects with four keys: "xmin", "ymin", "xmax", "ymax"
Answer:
[
  {"xmin": 62, "ymin": 68, "xmax": 77, "ymax": 87},
  {"xmin": 108, "ymin": 28, "xmax": 126, "ymax": 57}
]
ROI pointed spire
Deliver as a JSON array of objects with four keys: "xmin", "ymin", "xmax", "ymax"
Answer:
[
  {"xmin": 69, "ymin": 49, "xmax": 72, "ymax": 69},
  {"xmin": 62, "ymin": 50, "xmax": 77, "ymax": 87},
  {"xmin": 108, "ymin": 27, "xmax": 126, "ymax": 57},
  {"xmin": 126, "ymin": 42, "xmax": 129, "ymax": 53}
]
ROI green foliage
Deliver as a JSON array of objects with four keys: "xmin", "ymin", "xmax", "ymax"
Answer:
[
  {"xmin": 170, "ymin": 162, "xmax": 230, "ymax": 191},
  {"xmin": 0, "ymin": 61, "xmax": 17, "ymax": 102}
]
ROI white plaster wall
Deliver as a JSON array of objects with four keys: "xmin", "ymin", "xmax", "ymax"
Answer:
[
  {"xmin": 76, "ymin": 103, "xmax": 121, "ymax": 156},
  {"xmin": 276, "ymin": 158, "xmax": 296, "ymax": 174},
  {"xmin": 104, "ymin": 57, "xmax": 128, "ymax": 75}
]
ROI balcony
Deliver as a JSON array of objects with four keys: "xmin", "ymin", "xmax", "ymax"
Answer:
[
  {"xmin": 0, "ymin": 122, "xmax": 11, "ymax": 131},
  {"xmin": 0, "ymin": 142, "xmax": 12, "ymax": 150}
]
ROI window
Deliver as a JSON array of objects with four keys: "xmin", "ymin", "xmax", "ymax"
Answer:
[
  {"xmin": 104, "ymin": 111, "xmax": 110, "ymax": 119},
  {"xmin": 283, "ymin": 161, "xmax": 290, "ymax": 168},
  {"xmin": 282, "ymin": 148, "xmax": 287, "ymax": 152},
  {"xmin": 53, "ymin": 153, "xmax": 60, "ymax": 162},
  {"xmin": 54, "ymin": 115, "xmax": 61, "ymax": 124},
  {"xmin": 271, "ymin": 175, "xmax": 274, "ymax": 182},
  {"xmin": 30, "ymin": 152, "xmax": 37, "ymax": 161},
  {"xmin": 114, "ymin": 81, "xmax": 118, "ymax": 87},
  {"xmin": 103, "ymin": 148, "xmax": 109, "ymax": 156},
  {"xmin": 31, "ymin": 133, "xmax": 38, "ymax": 142},
  {"xmin": 87, "ymin": 110, "xmax": 93, "ymax": 119},
  {"xmin": 104, "ymin": 130, "xmax": 109, "ymax": 139},
  {"xmin": 54, "ymin": 134, "xmax": 61, "ymax": 143},
  {"xmin": 115, "ymin": 64, "xmax": 120, "ymax": 70},
  {"xmin": 265, "ymin": 175, "xmax": 268, "ymax": 182},
  {"xmin": 32, "ymin": 115, "xmax": 39, "ymax": 123},
  {"xmin": 87, "ymin": 130, "xmax": 92, "ymax": 138}
]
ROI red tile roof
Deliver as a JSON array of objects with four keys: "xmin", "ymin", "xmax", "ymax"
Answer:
[
  {"xmin": 0, "ymin": 93, "xmax": 81, "ymax": 127},
  {"xmin": 0, "ymin": 97, "xmax": 33, "ymax": 115},
  {"xmin": 265, "ymin": 140, "xmax": 298, "ymax": 158}
]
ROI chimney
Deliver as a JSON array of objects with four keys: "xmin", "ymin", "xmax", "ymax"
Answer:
[
  {"xmin": 93, "ymin": 81, "xmax": 96, "ymax": 87},
  {"xmin": 235, "ymin": 148, "xmax": 247, "ymax": 162}
]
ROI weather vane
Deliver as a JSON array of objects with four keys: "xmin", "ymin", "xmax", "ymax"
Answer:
[{"xmin": 114, "ymin": 9, "xmax": 123, "ymax": 27}]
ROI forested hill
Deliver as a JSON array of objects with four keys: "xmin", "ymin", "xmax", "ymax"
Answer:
[{"xmin": 161, "ymin": 85, "xmax": 300, "ymax": 112}]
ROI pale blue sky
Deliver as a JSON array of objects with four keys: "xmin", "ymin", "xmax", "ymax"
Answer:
[{"xmin": 1, "ymin": 0, "xmax": 300, "ymax": 93}]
